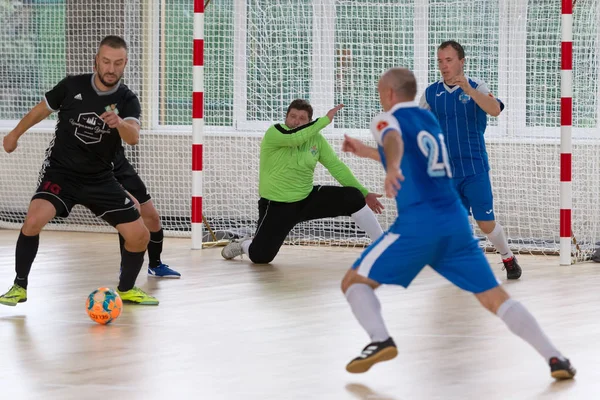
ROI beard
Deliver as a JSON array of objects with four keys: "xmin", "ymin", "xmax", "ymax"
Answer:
[
  {"xmin": 98, "ymin": 72, "xmax": 121, "ymax": 87},
  {"xmin": 95, "ymin": 64, "xmax": 122, "ymax": 87}
]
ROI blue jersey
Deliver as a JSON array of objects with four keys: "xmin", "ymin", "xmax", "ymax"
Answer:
[
  {"xmin": 359, "ymin": 101, "xmax": 500, "ymax": 293},
  {"xmin": 420, "ymin": 78, "xmax": 503, "ymax": 178},
  {"xmin": 370, "ymin": 101, "xmax": 458, "ymax": 223}
]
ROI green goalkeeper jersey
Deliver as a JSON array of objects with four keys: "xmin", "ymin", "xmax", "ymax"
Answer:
[{"xmin": 259, "ymin": 115, "xmax": 369, "ymax": 202}]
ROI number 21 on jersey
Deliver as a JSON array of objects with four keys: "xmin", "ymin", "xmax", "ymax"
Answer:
[{"xmin": 417, "ymin": 131, "xmax": 452, "ymax": 178}]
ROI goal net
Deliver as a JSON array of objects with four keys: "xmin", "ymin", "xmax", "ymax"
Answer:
[{"xmin": 0, "ymin": 0, "xmax": 598, "ymax": 258}]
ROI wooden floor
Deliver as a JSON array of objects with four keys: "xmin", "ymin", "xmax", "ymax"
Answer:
[{"xmin": 0, "ymin": 230, "xmax": 598, "ymax": 399}]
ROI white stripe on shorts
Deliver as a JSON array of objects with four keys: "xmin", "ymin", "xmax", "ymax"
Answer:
[{"xmin": 357, "ymin": 232, "xmax": 400, "ymax": 278}]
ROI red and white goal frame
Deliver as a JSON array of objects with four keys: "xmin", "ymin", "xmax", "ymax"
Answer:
[
  {"xmin": 561, "ymin": 0, "xmax": 573, "ymax": 265},
  {"xmin": 192, "ymin": 0, "xmax": 204, "ymax": 249}
]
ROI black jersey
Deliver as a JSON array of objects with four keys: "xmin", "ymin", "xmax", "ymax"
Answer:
[
  {"xmin": 113, "ymin": 144, "xmax": 128, "ymax": 170},
  {"xmin": 43, "ymin": 73, "xmax": 141, "ymax": 178}
]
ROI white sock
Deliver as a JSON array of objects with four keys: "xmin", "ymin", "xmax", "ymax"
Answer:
[
  {"xmin": 497, "ymin": 298, "xmax": 564, "ymax": 362},
  {"xmin": 345, "ymin": 283, "xmax": 390, "ymax": 343},
  {"xmin": 351, "ymin": 205, "xmax": 384, "ymax": 240},
  {"xmin": 241, "ymin": 239, "xmax": 252, "ymax": 255},
  {"xmin": 485, "ymin": 222, "xmax": 513, "ymax": 260}
]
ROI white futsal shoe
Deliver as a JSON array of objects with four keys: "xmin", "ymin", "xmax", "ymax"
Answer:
[{"xmin": 221, "ymin": 236, "xmax": 250, "ymax": 260}]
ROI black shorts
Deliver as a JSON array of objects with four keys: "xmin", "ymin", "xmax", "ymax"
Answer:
[
  {"xmin": 247, "ymin": 185, "xmax": 366, "ymax": 263},
  {"xmin": 32, "ymin": 168, "xmax": 140, "ymax": 227},
  {"xmin": 113, "ymin": 157, "xmax": 151, "ymax": 204}
]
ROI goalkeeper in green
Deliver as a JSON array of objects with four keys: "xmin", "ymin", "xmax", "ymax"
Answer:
[{"xmin": 222, "ymin": 99, "xmax": 384, "ymax": 263}]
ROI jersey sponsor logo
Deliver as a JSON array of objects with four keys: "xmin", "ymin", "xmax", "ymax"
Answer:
[
  {"xmin": 74, "ymin": 93, "xmax": 83, "ymax": 100},
  {"xmin": 70, "ymin": 112, "xmax": 111, "ymax": 145},
  {"xmin": 105, "ymin": 104, "xmax": 120, "ymax": 115},
  {"xmin": 459, "ymin": 92, "xmax": 471, "ymax": 104},
  {"xmin": 376, "ymin": 120, "xmax": 388, "ymax": 131}
]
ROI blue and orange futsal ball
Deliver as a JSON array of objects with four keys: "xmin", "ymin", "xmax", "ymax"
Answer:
[{"xmin": 86, "ymin": 287, "xmax": 123, "ymax": 325}]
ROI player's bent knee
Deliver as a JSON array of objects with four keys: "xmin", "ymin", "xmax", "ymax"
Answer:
[
  {"xmin": 474, "ymin": 286, "xmax": 509, "ymax": 314},
  {"xmin": 22, "ymin": 216, "xmax": 47, "ymax": 235},
  {"xmin": 341, "ymin": 269, "xmax": 356, "ymax": 293},
  {"xmin": 22, "ymin": 204, "xmax": 56, "ymax": 235},
  {"xmin": 119, "ymin": 221, "xmax": 150, "ymax": 252},
  {"xmin": 21, "ymin": 221, "xmax": 45, "ymax": 236},
  {"xmin": 248, "ymin": 252, "xmax": 275, "ymax": 264},
  {"xmin": 141, "ymin": 202, "xmax": 161, "ymax": 231},
  {"xmin": 247, "ymin": 241, "xmax": 278, "ymax": 264},
  {"xmin": 126, "ymin": 231, "xmax": 149, "ymax": 252},
  {"xmin": 345, "ymin": 187, "xmax": 367, "ymax": 213},
  {"xmin": 476, "ymin": 220, "xmax": 495, "ymax": 235},
  {"xmin": 341, "ymin": 268, "xmax": 379, "ymax": 293}
]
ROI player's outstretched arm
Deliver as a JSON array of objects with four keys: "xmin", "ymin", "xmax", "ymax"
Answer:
[
  {"xmin": 319, "ymin": 135, "xmax": 384, "ymax": 213},
  {"xmin": 382, "ymin": 130, "xmax": 405, "ymax": 198},
  {"xmin": 326, "ymin": 103, "xmax": 344, "ymax": 121},
  {"xmin": 342, "ymin": 134, "xmax": 380, "ymax": 161},
  {"xmin": 320, "ymin": 135, "xmax": 368, "ymax": 194},
  {"xmin": 264, "ymin": 104, "xmax": 344, "ymax": 148},
  {"xmin": 264, "ymin": 117, "xmax": 328, "ymax": 148},
  {"xmin": 3, "ymin": 100, "xmax": 53, "ymax": 153}
]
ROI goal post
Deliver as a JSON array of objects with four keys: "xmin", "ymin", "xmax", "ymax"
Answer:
[
  {"xmin": 191, "ymin": 0, "xmax": 205, "ymax": 249},
  {"xmin": 560, "ymin": 0, "xmax": 573, "ymax": 266}
]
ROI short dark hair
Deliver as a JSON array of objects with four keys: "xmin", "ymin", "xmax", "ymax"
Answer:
[
  {"xmin": 99, "ymin": 35, "xmax": 128, "ymax": 52},
  {"xmin": 286, "ymin": 99, "xmax": 313, "ymax": 120},
  {"xmin": 438, "ymin": 40, "xmax": 465, "ymax": 59}
]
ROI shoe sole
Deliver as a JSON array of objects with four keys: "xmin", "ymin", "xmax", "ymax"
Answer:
[
  {"xmin": 0, "ymin": 298, "xmax": 26, "ymax": 307},
  {"xmin": 148, "ymin": 274, "xmax": 181, "ymax": 279},
  {"xmin": 346, "ymin": 347, "xmax": 398, "ymax": 373},
  {"xmin": 507, "ymin": 268, "xmax": 522, "ymax": 280},
  {"xmin": 551, "ymin": 370, "xmax": 575, "ymax": 380},
  {"xmin": 121, "ymin": 299, "xmax": 159, "ymax": 306}
]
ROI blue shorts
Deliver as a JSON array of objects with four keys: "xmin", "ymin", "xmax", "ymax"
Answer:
[
  {"xmin": 352, "ymin": 215, "xmax": 500, "ymax": 294},
  {"xmin": 453, "ymin": 172, "xmax": 495, "ymax": 221}
]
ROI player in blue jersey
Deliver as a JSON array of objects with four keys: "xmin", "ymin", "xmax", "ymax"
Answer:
[
  {"xmin": 420, "ymin": 40, "xmax": 521, "ymax": 280},
  {"xmin": 340, "ymin": 68, "xmax": 575, "ymax": 379}
]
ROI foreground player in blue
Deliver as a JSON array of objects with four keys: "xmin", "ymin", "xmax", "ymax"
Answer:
[{"xmin": 340, "ymin": 68, "xmax": 575, "ymax": 380}]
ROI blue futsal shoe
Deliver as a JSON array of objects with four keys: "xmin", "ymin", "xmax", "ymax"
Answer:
[{"xmin": 148, "ymin": 263, "xmax": 181, "ymax": 278}]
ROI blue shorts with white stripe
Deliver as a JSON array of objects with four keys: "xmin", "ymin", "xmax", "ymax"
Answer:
[{"xmin": 352, "ymin": 211, "xmax": 500, "ymax": 294}]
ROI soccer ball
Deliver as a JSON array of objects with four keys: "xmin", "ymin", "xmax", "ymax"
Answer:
[{"xmin": 86, "ymin": 287, "xmax": 123, "ymax": 325}]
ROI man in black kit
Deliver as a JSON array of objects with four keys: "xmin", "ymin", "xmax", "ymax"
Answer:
[{"xmin": 0, "ymin": 35, "xmax": 159, "ymax": 306}]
